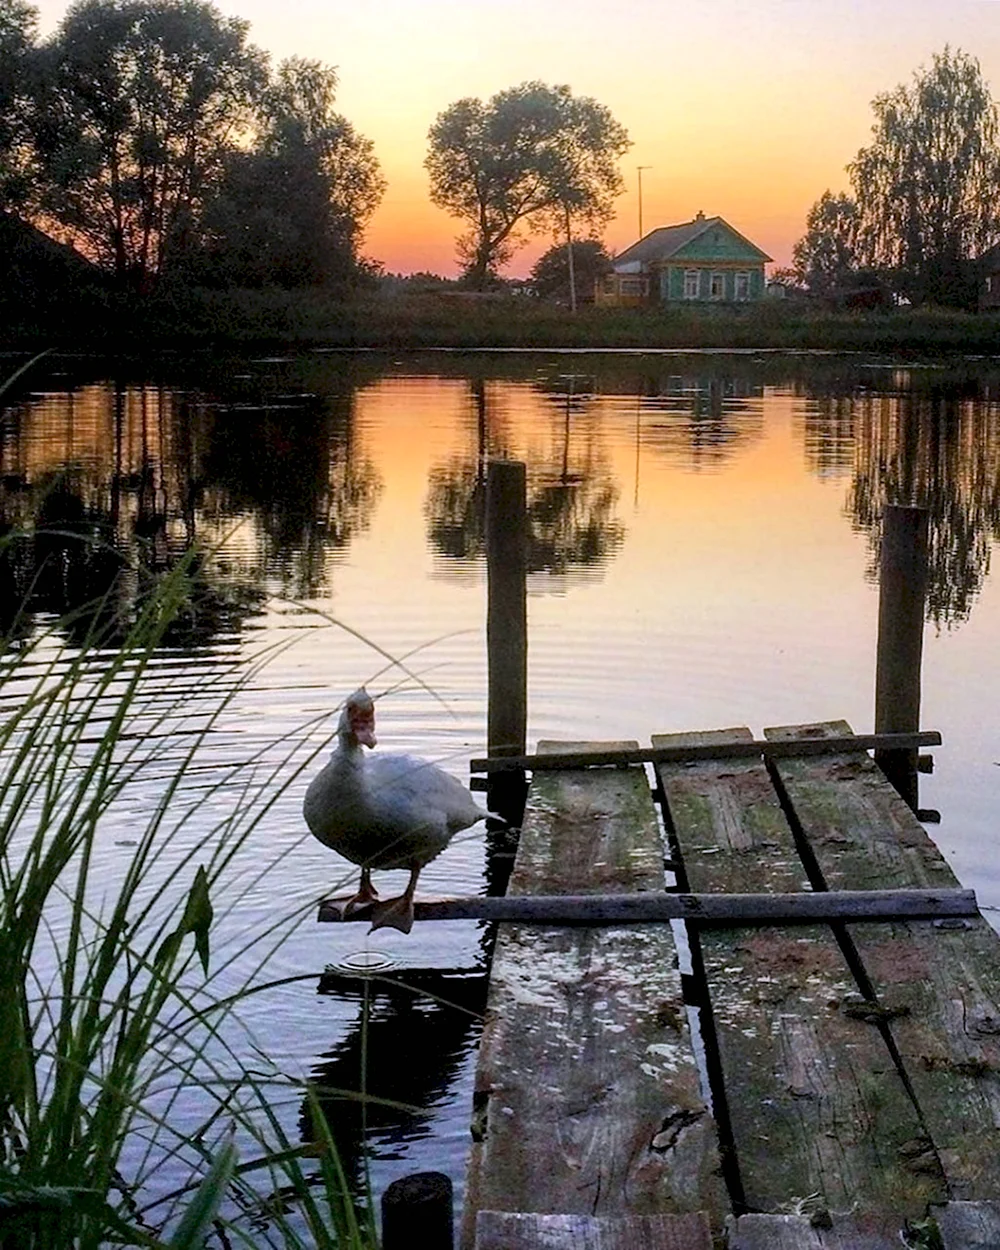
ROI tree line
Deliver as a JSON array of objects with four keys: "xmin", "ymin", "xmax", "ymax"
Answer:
[
  {"xmin": 0, "ymin": 0, "xmax": 389, "ymax": 290},
  {"xmin": 789, "ymin": 47, "xmax": 1000, "ymax": 309},
  {"xmin": 0, "ymin": 0, "xmax": 631, "ymax": 296}
]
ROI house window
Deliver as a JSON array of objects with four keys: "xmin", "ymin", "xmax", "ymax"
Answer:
[
  {"xmin": 710, "ymin": 272, "xmax": 725, "ymax": 300},
  {"xmin": 684, "ymin": 270, "xmax": 700, "ymax": 299},
  {"xmin": 620, "ymin": 277, "xmax": 644, "ymax": 297},
  {"xmin": 735, "ymin": 272, "xmax": 750, "ymax": 301},
  {"xmin": 604, "ymin": 275, "xmax": 617, "ymax": 294}
]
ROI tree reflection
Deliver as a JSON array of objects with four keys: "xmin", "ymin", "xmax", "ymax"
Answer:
[
  {"xmin": 0, "ymin": 364, "xmax": 380, "ymax": 647},
  {"xmin": 803, "ymin": 375, "xmax": 1000, "ymax": 625},
  {"xmin": 425, "ymin": 375, "xmax": 625, "ymax": 580},
  {"xmin": 202, "ymin": 392, "xmax": 381, "ymax": 599}
]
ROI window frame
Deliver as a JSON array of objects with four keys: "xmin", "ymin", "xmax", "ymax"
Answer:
[{"xmin": 683, "ymin": 269, "xmax": 700, "ymax": 299}]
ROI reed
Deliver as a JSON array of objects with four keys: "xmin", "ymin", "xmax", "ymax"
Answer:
[{"xmin": 0, "ymin": 541, "xmax": 382, "ymax": 1249}]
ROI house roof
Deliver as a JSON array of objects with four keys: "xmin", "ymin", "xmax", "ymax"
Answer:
[
  {"xmin": 978, "ymin": 241, "xmax": 1000, "ymax": 269},
  {"xmin": 613, "ymin": 215, "xmax": 772, "ymax": 269}
]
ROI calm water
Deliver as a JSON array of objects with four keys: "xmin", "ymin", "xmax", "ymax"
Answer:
[{"xmin": 2, "ymin": 348, "xmax": 1000, "ymax": 1222}]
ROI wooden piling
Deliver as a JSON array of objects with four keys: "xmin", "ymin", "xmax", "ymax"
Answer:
[
  {"xmin": 382, "ymin": 1171, "xmax": 453, "ymax": 1249},
  {"xmin": 874, "ymin": 504, "xmax": 929, "ymax": 809},
  {"xmin": 485, "ymin": 459, "xmax": 528, "ymax": 822}
]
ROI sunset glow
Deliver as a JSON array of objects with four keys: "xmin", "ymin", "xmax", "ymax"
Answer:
[{"xmin": 33, "ymin": 0, "xmax": 1000, "ymax": 276}]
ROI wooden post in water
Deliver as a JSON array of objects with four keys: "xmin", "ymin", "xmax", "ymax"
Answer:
[
  {"xmin": 486, "ymin": 459, "xmax": 528, "ymax": 823},
  {"xmin": 874, "ymin": 504, "xmax": 929, "ymax": 811},
  {"xmin": 382, "ymin": 1172, "xmax": 453, "ymax": 1249}
]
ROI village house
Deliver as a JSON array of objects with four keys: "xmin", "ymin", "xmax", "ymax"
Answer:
[{"xmin": 598, "ymin": 212, "xmax": 771, "ymax": 306}]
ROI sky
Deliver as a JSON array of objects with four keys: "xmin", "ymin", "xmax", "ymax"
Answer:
[{"xmin": 32, "ymin": 0, "xmax": 1000, "ymax": 277}]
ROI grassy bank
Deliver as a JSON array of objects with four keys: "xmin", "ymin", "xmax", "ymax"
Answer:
[{"xmin": 5, "ymin": 286, "xmax": 1000, "ymax": 356}]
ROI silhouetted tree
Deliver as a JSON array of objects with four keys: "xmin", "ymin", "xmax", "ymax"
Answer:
[
  {"xmin": 848, "ymin": 47, "xmax": 1000, "ymax": 307},
  {"xmin": 426, "ymin": 82, "xmax": 630, "ymax": 288},
  {"xmin": 0, "ymin": 0, "xmax": 37, "ymax": 210},
  {"xmin": 792, "ymin": 191, "xmax": 860, "ymax": 295},
  {"xmin": 530, "ymin": 238, "xmax": 611, "ymax": 304},
  {"xmin": 189, "ymin": 57, "xmax": 383, "ymax": 286},
  {"xmin": 33, "ymin": 0, "xmax": 266, "ymax": 289}
]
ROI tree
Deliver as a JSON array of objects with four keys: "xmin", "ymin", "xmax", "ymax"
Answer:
[
  {"xmin": 530, "ymin": 238, "xmax": 611, "ymax": 304},
  {"xmin": 189, "ymin": 57, "xmax": 384, "ymax": 286},
  {"xmin": 792, "ymin": 191, "xmax": 860, "ymax": 295},
  {"xmin": 848, "ymin": 47, "xmax": 1000, "ymax": 307},
  {"xmin": 264, "ymin": 58, "xmax": 383, "ymax": 243},
  {"xmin": 34, "ymin": 0, "xmax": 267, "ymax": 289},
  {"xmin": 426, "ymin": 81, "xmax": 630, "ymax": 288},
  {"xmin": 0, "ymin": 0, "xmax": 37, "ymax": 210}
]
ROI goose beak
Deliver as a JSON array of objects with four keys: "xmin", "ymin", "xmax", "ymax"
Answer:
[{"xmin": 350, "ymin": 708, "xmax": 377, "ymax": 748}]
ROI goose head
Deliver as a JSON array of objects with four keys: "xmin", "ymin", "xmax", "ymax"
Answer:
[{"xmin": 338, "ymin": 687, "xmax": 377, "ymax": 749}]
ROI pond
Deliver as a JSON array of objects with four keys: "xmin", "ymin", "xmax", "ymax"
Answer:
[{"xmin": 2, "ymin": 347, "xmax": 1000, "ymax": 1228}]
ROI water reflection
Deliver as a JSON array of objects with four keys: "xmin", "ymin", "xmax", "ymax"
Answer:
[
  {"xmin": 0, "ymin": 366, "xmax": 382, "ymax": 643},
  {"xmin": 304, "ymin": 969, "xmax": 486, "ymax": 1194},
  {"xmin": 795, "ymin": 370, "xmax": 1000, "ymax": 624},
  {"xmin": 5, "ymin": 352, "xmax": 1000, "ymax": 632},
  {"xmin": 632, "ymin": 373, "xmax": 765, "ymax": 471},
  {"xmin": 425, "ymin": 374, "xmax": 625, "ymax": 581}
]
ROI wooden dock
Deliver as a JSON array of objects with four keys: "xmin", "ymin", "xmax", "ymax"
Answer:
[{"xmin": 460, "ymin": 724, "xmax": 1000, "ymax": 1250}]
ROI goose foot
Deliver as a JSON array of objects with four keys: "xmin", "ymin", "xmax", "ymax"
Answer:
[{"xmin": 370, "ymin": 894, "xmax": 415, "ymax": 935}]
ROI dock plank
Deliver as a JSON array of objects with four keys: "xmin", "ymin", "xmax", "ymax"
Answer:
[
  {"xmin": 730, "ymin": 1213, "xmax": 901, "ymax": 1249},
  {"xmin": 765, "ymin": 722, "xmax": 1000, "ymax": 1201},
  {"xmin": 461, "ymin": 742, "xmax": 723, "ymax": 1249},
  {"xmin": 934, "ymin": 1201, "xmax": 1000, "ymax": 1248},
  {"xmin": 475, "ymin": 1210, "xmax": 713, "ymax": 1249},
  {"xmin": 653, "ymin": 729, "xmax": 943, "ymax": 1221}
]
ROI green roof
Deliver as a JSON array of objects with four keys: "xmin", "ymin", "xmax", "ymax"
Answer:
[{"xmin": 614, "ymin": 215, "xmax": 772, "ymax": 269}]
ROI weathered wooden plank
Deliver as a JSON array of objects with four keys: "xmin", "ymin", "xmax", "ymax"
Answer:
[
  {"xmin": 730, "ymin": 1213, "xmax": 902, "ymax": 1249},
  {"xmin": 317, "ymin": 888, "xmax": 977, "ymax": 925},
  {"xmin": 933, "ymin": 1201, "xmax": 1000, "ymax": 1248},
  {"xmin": 469, "ymin": 731, "xmax": 942, "ymax": 774},
  {"xmin": 474, "ymin": 1210, "xmax": 713, "ymax": 1250},
  {"xmin": 653, "ymin": 728, "xmax": 944, "ymax": 1220},
  {"xmin": 461, "ymin": 742, "xmax": 724, "ymax": 1250},
  {"xmin": 765, "ymin": 721, "xmax": 1000, "ymax": 1201}
]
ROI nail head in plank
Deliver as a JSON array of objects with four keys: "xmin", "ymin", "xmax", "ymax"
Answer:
[
  {"xmin": 653, "ymin": 728, "xmax": 944, "ymax": 1218},
  {"xmin": 765, "ymin": 721, "xmax": 1000, "ymax": 1201},
  {"xmin": 461, "ymin": 742, "xmax": 724, "ymax": 1248},
  {"xmin": 474, "ymin": 1210, "xmax": 713, "ymax": 1250}
]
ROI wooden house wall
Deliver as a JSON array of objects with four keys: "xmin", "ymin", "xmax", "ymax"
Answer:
[{"xmin": 659, "ymin": 265, "xmax": 765, "ymax": 302}]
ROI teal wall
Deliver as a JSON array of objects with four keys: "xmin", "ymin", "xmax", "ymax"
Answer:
[
  {"xmin": 659, "ymin": 266, "xmax": 766, "ymax": 302},
  {"xmin": 672, "ymin": 225, "xmax": 764, "ymax": 264}
]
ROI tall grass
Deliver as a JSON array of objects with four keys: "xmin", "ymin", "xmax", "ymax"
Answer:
[{"xmin": 0, "ymin": 544, "xmax": 382, "ymax": 1249}]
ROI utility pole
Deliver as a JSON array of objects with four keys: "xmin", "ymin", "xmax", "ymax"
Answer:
[{"xmin": 637, "ymin": 165, "xmax": 652, "ymax": 239}]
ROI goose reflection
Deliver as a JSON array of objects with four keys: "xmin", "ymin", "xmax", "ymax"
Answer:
[{"xmin": 300, "ymin": 968, "xmax": 487, "ymax": 1193}]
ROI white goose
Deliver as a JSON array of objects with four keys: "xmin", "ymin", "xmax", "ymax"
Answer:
[{"xmin": 304, "ymin": 687, "xmax": 483, "ymax": 933}]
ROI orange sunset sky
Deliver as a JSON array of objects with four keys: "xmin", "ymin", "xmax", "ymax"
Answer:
[{"xmin": 34, "ymin": 0, "xmax": 1000, "ymax": 277}]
